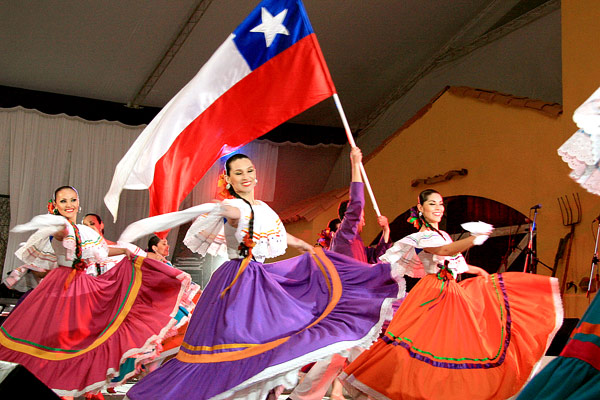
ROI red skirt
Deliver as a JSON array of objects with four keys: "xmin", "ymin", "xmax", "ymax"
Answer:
[
  {"xmin": 342, "ymin": 272, "xmax": 563, "ymax": 400},
  {"xmin": 0, "ymin": 256, "xmax": 190, "ymax": 397}
]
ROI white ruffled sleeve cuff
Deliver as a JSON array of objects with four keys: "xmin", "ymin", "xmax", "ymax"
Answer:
[
  {"xmin": 379, "ymin": 237, "xmax": 426, "ymax": 278},
  {"xmin": 183, "ymin": 204, "xmax": 228, "ymax": 257}
]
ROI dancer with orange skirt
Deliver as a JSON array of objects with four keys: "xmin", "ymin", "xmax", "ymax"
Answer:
[{"xmin": 341, "ymin": 189, "xmax": 563, "ymax": 400}]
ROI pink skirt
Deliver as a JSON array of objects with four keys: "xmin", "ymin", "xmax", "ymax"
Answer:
[{"xmin": 0, "ymin": 256, "xmax": 191, "ymax": 397}]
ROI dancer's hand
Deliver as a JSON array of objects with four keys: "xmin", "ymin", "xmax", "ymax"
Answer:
[
  {"xmin": 296, "ymin": 240, "xmax": 316, "ymax": 255},
  {"xmin": 287, "ymin": 234, "xmax": 316, "ymax": 255},
  {"xmin": 461, "ymin": 221, "xmax": 494, "ymax": 235},
  {"xmin": 146, "ymin": 252, "xmax": 165, "ymax": 262},
  {"xmin": 109, "ymin": 246, "xmax": 131, "ymax": 258},
  {"xmin": 219, "ymin": 204, "xmax": 241, "ymax": 220},
  {"xmin": 378, "ymin": 215, "xmax": 391, "ymax": 243},
  {"xmin": 350, "ymin": 146, "xmax": 362, "ymax": 164},
  {"xmin": 377, "ymin": 215, "xmax": 389, "ymax": 229},
  {"xmin": 467, "ymin": 265, "xmax": 489, "ymax": 278},
  {"xmin": 461, "ymin": 221, "xmax": 493, "ymax": 246},
  {"xmin": 52, "ymin": 226, "xmax": 69, "ymax": 241}
]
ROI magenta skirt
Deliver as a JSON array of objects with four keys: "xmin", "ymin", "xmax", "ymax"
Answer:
[{"xmin": 0, "ymin": 256, "xmax": 191, "ymax": 397}]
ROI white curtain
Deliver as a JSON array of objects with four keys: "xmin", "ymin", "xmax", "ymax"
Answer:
[
  {"xmin": 1, "ymin": 107, "xmax": 280, "ymax": 288},
  {"xmin": 0, "ymin": 121, "xmax": 9, "ymax": 195},
  {"xmin": 1, "ymin": 107, "xmax": 148, "ymax": 288}
]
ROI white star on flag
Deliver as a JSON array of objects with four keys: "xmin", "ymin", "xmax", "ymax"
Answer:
[{"xmin": 250, "ymin": 7, "xmax": 289, "ymax": 47}]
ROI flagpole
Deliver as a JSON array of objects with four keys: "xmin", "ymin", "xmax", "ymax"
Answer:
[{"xmin": 333, "ymin": 94, "xmax": 382, "ymax": 217}]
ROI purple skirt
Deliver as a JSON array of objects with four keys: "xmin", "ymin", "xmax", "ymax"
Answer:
[{"xmin": 127, "ymin": 248, "xmax": 402, "ymax": 400}]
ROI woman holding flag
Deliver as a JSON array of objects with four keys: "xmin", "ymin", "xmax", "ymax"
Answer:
[{"xmin": 125, "ymin": 153, "xmax": 403, "ymax": 400}]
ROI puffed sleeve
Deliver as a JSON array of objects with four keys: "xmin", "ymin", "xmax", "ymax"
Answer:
[
  {"xmin": 379, "ymin": 234, "xmax": 427, "ymax": 278},
  {"xmin": 183, "ymin": 202, "xmax": 228, "ymax": 257}
]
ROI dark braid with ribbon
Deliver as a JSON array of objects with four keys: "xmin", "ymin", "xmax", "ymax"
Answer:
[
  {"xmin": 68, "ymin": 221, "xmax": 86, "ymax": 270},
  {"xmin": 228, "ymin": 185, "xmax": 255, "ymax": 258},
  {"xmin": 51, "ymin": 186, "xmax": 85, "ymax": 289},
  {"xmin": 219, "ymin": 154, "xmax": 256, "ymax": 297},
  {"xmin": 225, "ymin": 154, "xmax": 256, "ymax": 258},
  {"xmin": 63, "ymin": 221, "xmax": 87, "ymax": 289}
]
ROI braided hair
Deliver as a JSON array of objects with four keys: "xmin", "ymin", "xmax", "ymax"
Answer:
[
  {"xmin": 225, "ymin": 154, "xmax": 255, "ymax": 258},
  {"xmin": 52, "ymin": 186, "xmax": 85, "ymax": 287}
]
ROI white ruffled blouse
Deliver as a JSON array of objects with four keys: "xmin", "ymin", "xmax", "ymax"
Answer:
[
  {"xmin": 380, "ymin": 230, "xmax": 469, "ymax": 278},
  {"xmin": 15, "ymin": 217, "xmax": 108, "ymax": 270},
  {"xmin": 85, "ymin": 241, "xmax": 146, "ymax": 276},
  {"xmin": 184, "ymin": 199, "xmax": 287, "ymax": 262}
]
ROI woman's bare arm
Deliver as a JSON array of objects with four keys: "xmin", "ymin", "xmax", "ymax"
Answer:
[
  {"xmin": 466, "ymin": 264, "xmax": 489, "ymax": 277},
  {"xmin": 287, "ymin": 233, "xmax": 316, "ymax": 254},
  {"xmin": 423, "ymin": 235, "xmax": 477, "ymax": 256}
]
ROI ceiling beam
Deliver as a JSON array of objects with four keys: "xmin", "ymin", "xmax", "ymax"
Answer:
[
  {"xmin": 354, "ymin": 0, "xmax": 560, "ymax": 136},
  {"xmin": 128, "ymin": 0, "xmax": 214, "ymax": 108}
]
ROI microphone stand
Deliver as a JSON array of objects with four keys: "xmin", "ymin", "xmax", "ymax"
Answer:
[
  {"xmin": 523, "ymin": 208, "xmax": 539, "ymax": 273},
  {"xmin": 587, "ymin": 220, "xmax": 600, "ymax": 296}
]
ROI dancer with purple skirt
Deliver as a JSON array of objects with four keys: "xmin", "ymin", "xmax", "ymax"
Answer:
[{"xmin": 126, "ymin": 153, "xmax": 403, "ymax": 400}]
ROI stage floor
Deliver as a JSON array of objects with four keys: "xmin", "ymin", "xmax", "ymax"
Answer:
[{"xmin": 81, "ymin": 356, "xmax": 556, "ymax": 400}]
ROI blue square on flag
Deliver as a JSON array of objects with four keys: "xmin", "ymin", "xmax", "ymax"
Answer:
[{"xmin": 234, "ymin": 0, "xmax": 313, "ymax": 70}]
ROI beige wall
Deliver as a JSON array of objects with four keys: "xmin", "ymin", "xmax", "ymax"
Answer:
[
  {"xmin": 286, "ymin": 1, "xmax": 600, "ymax": 318},
  {"xmin": 562, "ymin": 0, "xmax": 600, "ymax": 118}
]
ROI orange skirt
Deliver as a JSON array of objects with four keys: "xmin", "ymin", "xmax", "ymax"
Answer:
[{"xmin": 342, "ymin": 272, "xmax": 562, "ymax": 400}]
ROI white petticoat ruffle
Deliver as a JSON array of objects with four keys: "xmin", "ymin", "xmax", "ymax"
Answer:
[
  {"xmin": 558, "ymin": 86, "xmax": 600, "ymax": 196},
  {"xmin": 558, "ymin": 129, "xmax": 600, "ymax": 196},
  {"xmin": 573, "ymin": 86, "xmax": 600, "ymax": 143}
]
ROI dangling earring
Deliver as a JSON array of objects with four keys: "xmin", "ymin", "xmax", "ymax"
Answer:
[
  {"xmin": 254, "ymin": 178, "xmax": 258, "ymax": 184},
  {"xmin": 79, "ymin": 206, "xmax": 82, "ymax": 212},
  {"xmin": 226, "ymin": 183, "xmax": 231, "ymax": 189},
  {"xmin": 418, "ymin": 211, "xmax": 423, "ymax": 217}
]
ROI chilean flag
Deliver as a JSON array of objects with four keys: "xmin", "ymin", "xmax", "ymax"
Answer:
[{"xmin": 105, "ymin": 0, "xmax": 336, "ymax": 221}]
